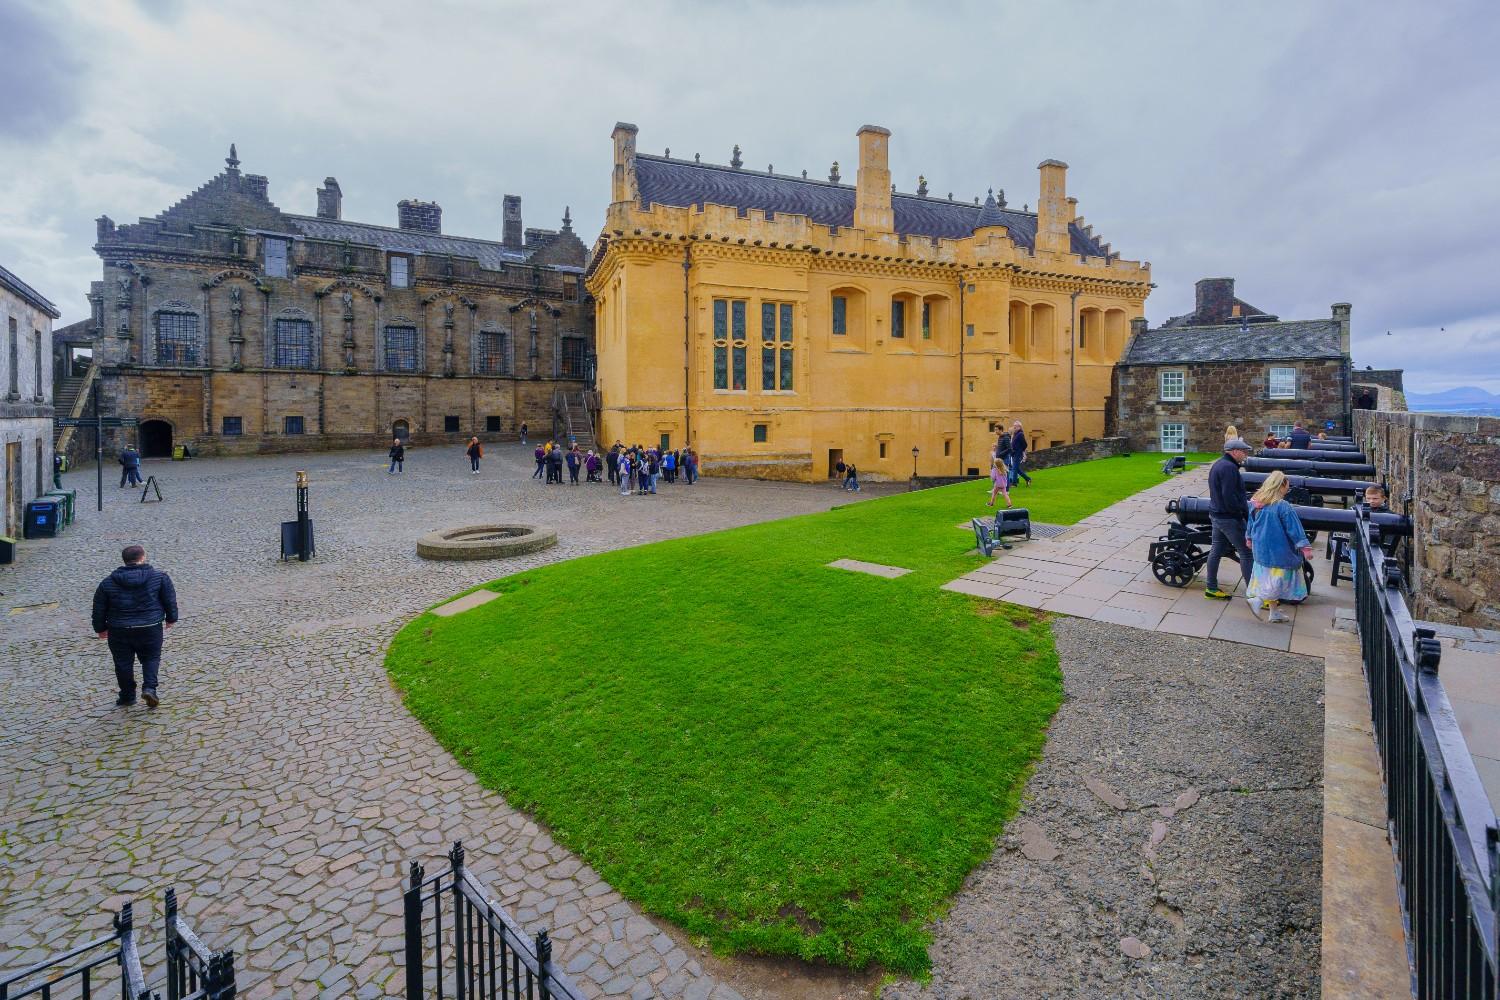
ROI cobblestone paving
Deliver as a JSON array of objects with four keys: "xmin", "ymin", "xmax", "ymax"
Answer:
[{"xmin": 0, "ymin": 446, "xmax": 880, "ymax": 999}]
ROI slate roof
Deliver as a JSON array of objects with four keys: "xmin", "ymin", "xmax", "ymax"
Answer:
[
  {"xmin": 633, "ymin": 155, "xmax": 1109, "ymax": 256},
  {"xmin": 288, "ymin": 215, "xmax": 532, "ymax": 270},
  {"xmin": 0, "ymin": 262, "xmax": 61, "ymax": 318},
  {"xmin": 1121, "ymin": 319, "xmax": 1344, "ymax": 365}
]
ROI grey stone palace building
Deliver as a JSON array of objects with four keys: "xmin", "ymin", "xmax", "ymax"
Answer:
[{"xmin": 83, "ymin": 146, "xmax": 592, "ymax": 457}]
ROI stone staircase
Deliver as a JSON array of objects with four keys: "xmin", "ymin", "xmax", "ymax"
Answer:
[
  {"xmin": 552, "ymin": 390, "xmax": 598, "ymax": 451},
  {"xmin": 53, "ymin": 363, "xmax": 98, "ymax": 458}
]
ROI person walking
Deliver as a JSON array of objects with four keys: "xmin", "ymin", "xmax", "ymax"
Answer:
[
  {"xmin": 547, "ymin": 443, "xmax": 564, "ymax": 484},
  {"xmin": 53, "ymin": 452, "xmax": 64, "ymax": 490},
  {"xmin": 994, "ymin": 429, "xmax": 1012, "ymax": 484},
  {"xmin": 1203, "ymin": 437, "xmax": 1255, "ymax": 600},
  {"xmin": 119, "ymin": 444, "xmax": 143, "ymax": 488},
  {"xmin": 1289, "ymin": 422, "xmax": 1312, "ymax": 450},
  {"xmin": 684, "ymin": 448, "xmax": 698, "ymax": 485},
  {"xmin": 986, "ymin": 453, "xmax": 1013, "ymax": 508},
  {"xmin": 843, "ymin": 462, "xmax": 860, "ymax": 492},
  {"xmin": 92, "ymin": 544, "xmax": 178, "ymax": 708},
  {"xmin": 519, "ymin": 422, "xmax": 528, "ymax": 445},
  {"xmin": 1245, "ymin": 471, "xmax": 1314, "ymax": 623},
  {"xmin": 618, "ymin": 452, "xmax": 632, "ymax": 496},
  {"xmin": 1008, "ymin": 421, "xmax": 1032, "ymax": 487},
  {"xmin": 387, "ymin": 437, "xmax": 405, "ymax": 475},
  {"xmin": 465, "ymin": 436, "xmax": 483, "ymax": 475},
  {"xmin": 532, "ymin": 443, "xmax": 546, "ymax": 479}
]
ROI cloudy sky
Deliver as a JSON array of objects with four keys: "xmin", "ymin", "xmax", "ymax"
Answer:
[{"xmin": 3, "ymin": 0, "xmax": 1497, "ymax": 392}]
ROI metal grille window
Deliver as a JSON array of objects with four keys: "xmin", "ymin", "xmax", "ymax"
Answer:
[
  {"xmin": 476, "ymin": 331, "xmax": 509, "ymax": 374},
  {"xmin": 156, "ymin": 312, "xmax": 200, "ymax": 366},
  {"xmin": 560, "ymin": 336, "xmax": 587, "ymax": 377},
  {"xmin": 263, "ymin": 238, "xmax": 288, "ymax": 278},
  {"xmin": 1160, "ymin": 423, "xmax": 1186, "ymax": 453},
  {"xmin": 222, "ymin": 416, "xmax": 243, "ymax": 435},
  {"xmin": 384, "ymin": 326, "xmax": 419, "ymax": 372},
  {"xmin": 1269, "ymin": 366, "xmax": 1297, "ymax": 399},
  {"xmin": 1159, "ymin": 370, "xmax": 1185, "ymax": 401},
  {"xmin": 283, "ymin": 415, "xmax": 305, "ymax": 435},
  {"xmin": 832, "ymin": 295, "xmax": 847, "ymax": 335},
  {"xmin": 713, "ymin": 299, "xmax": 728, "ymax": 389},
  {"xmin": 273, "ymin": 318, "xmax": 314, "ymax": 368},
  {"xmin": 891, "ymin": 298, "xmax": 906, "ymax": 338},
  {"xmin": 390, "ymin": 256, "xmax": 410, "ymax": 288}
]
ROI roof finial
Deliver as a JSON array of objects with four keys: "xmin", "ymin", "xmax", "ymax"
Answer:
[
  {"xmin": 730, "ymin": 144, "xmax": 743, "ymax": 169},
  {"xmin": 996, "ymin": 188, "xmax": 1006, "ymax": 208},
  {"xmin": 768, "ymin": 164, "xmax": 774, "ymax": 174},
  {"xmin": 829, "ymin": 161, "xmax": 840, "ymax": 183},
  {"xmin": 665, "ymin": 147, "xmax": 670, "ymax": 157},
  {"xmin": 917, "ymin": 175, "xmax": 928, "ymax": 197},
  {"xmin": 802, "ymin": 169, "xmax": 807, "ymax": 178},
  {"xmin": 562, "ymin": 206, "xmax": 572, "ymax": 232},
  {"xmin": 695, "ymin": 152, "xmax": 700, "ymax": 163},
  {"xmin": 226, "ymin": 143, "xmax": 240, "ymax": 171}
]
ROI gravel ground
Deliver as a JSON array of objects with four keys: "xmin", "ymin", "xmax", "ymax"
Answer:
[{"xmin": 884, "ymin": 616, "xmax": 1323, "ymax": 1000}]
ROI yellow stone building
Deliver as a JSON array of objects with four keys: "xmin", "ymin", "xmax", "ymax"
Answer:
[{"xmin": 585, "ymin": 123, "xmax": 1151, "ymax": 481}]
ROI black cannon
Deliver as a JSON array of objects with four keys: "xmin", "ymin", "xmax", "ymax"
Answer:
[
  {"xmin": 971, "ymin": 507, "xmax": 1032, "ymax": 557},
  {"xmin": 1254, "ymin": 447, "xmax": 1368, "ymax": 463},
  {"xmin": 1244, "ymin": 456, "xmax": 1377, "ymax": 478},
  {"xmin": 1240, "ymin": 471, "xmax": 1379, "ymax": 500}
]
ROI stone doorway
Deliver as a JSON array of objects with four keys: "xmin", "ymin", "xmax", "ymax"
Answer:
[
  {"xmin": 140, "ymin": 420, "xmax": 173, "ymax": 458},
  {"xmin": 4, "ymin": 441, "xmax": 19, "ymax": 536},
  {"xmin": 392, "ymin": 419, "xmax": 411, "ymax": 443},
  {"xmin": 827, "ymin": 448, "xmax": 844, "ymax": 479}
]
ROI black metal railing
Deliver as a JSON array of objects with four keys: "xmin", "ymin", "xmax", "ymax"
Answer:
[
  {"xmin": 164, "ymin": 889, "xmax": 236, "ymax": 1000},
  {"xmin": 0, "ymin": 902, "xmax": 150, "ymax": 1000},
  {"xmin": 403, "ymin": 842, "xmax": 586, "ymax": 1000},
  {"xmin": 1354, "ymin": 505, "xmax": 1500, "ymax": 998}
]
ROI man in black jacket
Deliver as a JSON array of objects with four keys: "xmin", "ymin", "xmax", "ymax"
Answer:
[
  {"xmin": 1008, "ymin": 421, "xmax": 1032, "ymax": 487},
  {"xmin": 1204, "ymin": 438, "xmax": 1254, "ymax": 601},
  {"xmin": 92, "ymin": 544, "xmax": 178, "ymax": 707}
]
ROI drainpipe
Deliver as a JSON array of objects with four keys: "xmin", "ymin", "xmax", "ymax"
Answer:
[
  {"xmin": 682, "ymin": 245, "xmax": 692, "ymax": 448},
  {"xmin": 957, "ymin": 274, "xmax": 966, "ymax": 475},
  {"xmin": 1069, "ymin": 289, "xmax": 1080, "ymax": 443}
]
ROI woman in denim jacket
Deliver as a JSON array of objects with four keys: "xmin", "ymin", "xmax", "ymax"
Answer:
[{"xmin": 1246, "ymin": 470, "xmax": 1314, "ymax": 623}]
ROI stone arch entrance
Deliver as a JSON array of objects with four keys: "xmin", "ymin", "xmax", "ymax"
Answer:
[
  {"xmin": 140, "ymin": 419, "xmax": 174, "ymax": 458},
  {"xmin": 392, "ymin": 419, "xmax": 411, "ymax": 443}
]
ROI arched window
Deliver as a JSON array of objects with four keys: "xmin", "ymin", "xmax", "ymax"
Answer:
[{"xmin": 154, "ymin": 310, "xmax": 200, "ymax": 366}]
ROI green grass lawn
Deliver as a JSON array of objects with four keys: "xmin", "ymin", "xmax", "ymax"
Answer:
[{"xmin": 386, "ymin": 453, "xmax": 1192, "ymax": 975}]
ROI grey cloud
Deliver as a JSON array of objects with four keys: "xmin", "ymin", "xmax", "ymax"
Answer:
[{"xmin": 0, "ymin": 4, "xmax": 82, "ymax": 138}]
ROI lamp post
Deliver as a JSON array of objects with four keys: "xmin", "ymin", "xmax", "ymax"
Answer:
[{"xmin": 909, "ymin": 446, "xmax": 920, "ymax": 491}]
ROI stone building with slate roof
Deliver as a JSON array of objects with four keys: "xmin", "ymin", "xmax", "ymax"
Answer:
[
  {"xmin": 1, "ymin": 263, "xmax": 61, "ymax": 539},
  {"xmin": 83, "ymin": 146, "xmax": 591, "ymax": 458},
  {"xmin": 1107, "ymin": 277, "xmax": 1353, "ymax": 453},
  {"xmin": 585, "ymin": 123, "xmax": 1151, "ymax": 482}
]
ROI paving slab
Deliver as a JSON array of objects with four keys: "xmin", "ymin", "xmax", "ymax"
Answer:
[
  {"xmin": 826, "ymin": 558, "xmax": 911, "ymax": 579},
  {"xmin": 430, "ymin": 589, "xmax": 500, "ymax": 617}
]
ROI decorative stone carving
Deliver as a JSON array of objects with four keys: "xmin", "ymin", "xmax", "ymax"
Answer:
[{"xmin": 228, "ymin": 285, "xmax": 245, "ymax": 370}]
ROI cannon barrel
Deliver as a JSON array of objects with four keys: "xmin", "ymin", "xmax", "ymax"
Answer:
[
  {"xmin": 1310, "ymin": 441, "xmax": 1360, "ymax": 450},
  {"xmin": 1240, "ymin": 471, "xmax": 1378, "ymax": 497},
  {"xmin": 1243, "ymin": 456, "xmax": 1376, "ymax": 477},
  {"xmin": 1254, "ymin": 447, "xmax": 1368, "ymax": 463},
  {"xmin": 1168, "ymin": 495, "xmax": 1411, "ymax": 536}
]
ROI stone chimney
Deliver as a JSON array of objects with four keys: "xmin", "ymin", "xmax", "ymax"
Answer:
[
  {"xmin": 397, "ymin": 199, "xmax": 442, "ymax": 234},
  {"xmin": 1035, "ymin": 159, "xmax": 1070, "ymax": 254},
  {"xmin": 611, "ymin": 122, "xmax": 639, "ymax": 205},
  {"xmin": 1194, "ymin": 278, "xmax": 1235, "ymax": 325},
  {"xmin": 503, "ymin": 195, "xmax": 523, "ymax": 248},
  {"xmin": 854, "ymin": 125, "xmax": 893, "ymax": 233},
  {"xmin": 317, "ymin": 177, "xmax": 342, "ymax": 220},
  {"xmin": 1332, "ymin": 302, "xmax": 1352, "ymax": 356}
]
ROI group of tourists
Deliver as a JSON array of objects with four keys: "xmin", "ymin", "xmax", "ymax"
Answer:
[
  {"xmin": 610, "ymin": 443, "xmax": 699, "ymax": 495},
  {"xmin": 1261, "ymin": 420, "xmax": 1330, "ymax": 450}
]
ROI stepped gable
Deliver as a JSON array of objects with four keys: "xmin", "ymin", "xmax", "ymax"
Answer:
[
  {"xmin": 633, "ymin": 153, "xmax": 1108, "ymax": 256},
  {"xmin": 1122, "ymin": 319, "xmax": 1343, "ymax": 365}
]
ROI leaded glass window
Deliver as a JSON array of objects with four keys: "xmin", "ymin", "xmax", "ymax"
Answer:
[
  {"xmin": 731, "ymin": 300, "xmax": 747, "ymax": 390},
  {"xmin": 156, "ymin": 312, "xmax": 200, "ymax": 366},
  {"xmin": 832, "ymin": 295, "xmax": 847, "ymax": 335},
  {"xmin": 713, "ymin": 299, "xmax": 728, "ymax": 389},
  {"xmin": 761, "ymin": 303, "xmax": 776, "ymax": 389},
  {"xmin": 779, "ymin": 303, "xmax": 794, "ymax": 390},
  {"xmin": 922, "ymin": 301, "xmax": 931, "ymax": 339},
  {"xmin": 273, "ymin": 318, "xmax": 314, "ymax": 368},
  {"xmin": 891, "ymin": 298, "xmax": 905, "ymax": 338},
  {"xmin": 384, "ymin": 325, "xmax": 419, "ymax": 372},
  {"xmin": 476, "ymin": 331, "xmax": 509, "ymax": 374}
]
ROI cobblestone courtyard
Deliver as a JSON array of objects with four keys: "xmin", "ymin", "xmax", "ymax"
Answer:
[{"xmin": 0, "ymin": 445, "xmax": 877, "ymax": 1000}]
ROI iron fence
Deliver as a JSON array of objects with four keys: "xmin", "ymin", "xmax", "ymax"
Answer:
[
  {"xmin": 1354, "ymin": 505, "xmax": 1499, "ymax": 998},
  {"xmin": 163, "ymin": 889, "xmax": 236, "ymax": 1000},
  {"xmin": 403, "ymin": 842, "xmax": 586, "ymax": 1000},
  {"xmin": 0, "ymin": 902, "xmax": 150, "ymax": 1000}
]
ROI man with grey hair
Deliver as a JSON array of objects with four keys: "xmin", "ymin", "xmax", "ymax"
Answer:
[
  {"xmin": 1204, "ymin": 437, "xmax": 1254, "ymax": 602},
  {"xmin": 92, "ymin": 544, "xmax": 178, "ymax": 707}
]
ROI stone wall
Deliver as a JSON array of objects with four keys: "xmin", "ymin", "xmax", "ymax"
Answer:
[
  {"xmin": 911, "ymin": 436, "xmax": 1130, "ymax": 488},
  {"xmin": 1355, "ymin": 408, "xmax": 1500, "ymax": 627},
  {"xmin": 1112, "ymin": 358, "xmax": 1348, "ymax": 453}
]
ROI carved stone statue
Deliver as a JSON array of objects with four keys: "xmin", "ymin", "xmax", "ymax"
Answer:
[
  {"xmin": 341, "ymin": 290, "xmax": 354, "ymax": 317},
  {"xmin": 443, "ymin": 301, "xmax": 455, "ymax": 326},
  {"xmin": 230, "ymin": 286, "xmax": 242, "ymax": 311}
]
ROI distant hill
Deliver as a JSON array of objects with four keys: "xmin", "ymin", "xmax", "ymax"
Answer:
[{"xmin": 1405, "ymin": 386, "xmax": 1500, "ymax": 415}]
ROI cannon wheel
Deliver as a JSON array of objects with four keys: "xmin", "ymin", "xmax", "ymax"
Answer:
[{"xmin": 1151, "ymin": 548, "xmax": 1197, "ymax": 588}]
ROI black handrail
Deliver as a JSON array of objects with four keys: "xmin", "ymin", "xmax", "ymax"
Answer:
[
  {"xmin": 0, "ymin": 902, "xmax": 150, "ymax": 1000},
  {"xmin": 165, "ymin": 887, "xmax": 237, "ymax": 1000},
  {"xmin": 403, "ymin": 841, "xmax": 588, "ymax": 1000},
  {"xmin": 1353, "ymin": 505, "xmax": 1499, "ymax": 998}
]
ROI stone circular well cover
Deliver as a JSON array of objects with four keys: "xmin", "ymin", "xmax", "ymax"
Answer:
[{"xmin": 416, "ymin": 524, "xmax": 557, "ymax": 560}]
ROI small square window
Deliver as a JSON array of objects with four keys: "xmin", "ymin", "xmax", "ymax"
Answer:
[
  {"xmin": 390, "ymin": 256, "xmax": 410, "ymax": 288},
  {"xmin": 1160, "ymin": 423, "xmax": 1186, "ymax": 453},
  {"xmin": 485, "ymin": 415, "xmax": 501, "ymax": 433},
  {"xmin": 753, "ymin": 424, "xmax": 767, "ymax": 443},
  {"xmin": 444, "ymin": 415, "xmax": 460, "ymax": 433},
  {"xmin": 966, "ymin": 324, "xmax": 975, "ymax": 338},
  {"xmin": 1160, "ymin": 370, "xmax": 1186, "ymax": 402},
  {"xmin": 1269, "ymin": 366, "xmax": 1297, "ymax": 400},
  {"xmin": 284, "ymin": 415, "xmax": 305, "ymax": 435},
  {"xmin": 222, "ymin": 416, "xmax": 243, "ymax": 436}
]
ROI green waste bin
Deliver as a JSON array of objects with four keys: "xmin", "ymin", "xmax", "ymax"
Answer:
[{"xmin": 44, "ymin": 489, "xmax": 76, "ymax": 527}]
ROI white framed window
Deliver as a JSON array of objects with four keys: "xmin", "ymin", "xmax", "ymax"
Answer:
[
  {"xmin": 263, "ymin": 238, "xmax": 288, "ymax": 278},
  {"xmin": 1270, "ymin": 422, "xmax": 1294, "ymax": 440},
  {"xmin": 389, "ymin": 255, "xmax": 411, "ymax": 288},
  {"xmin": 1269, "ymin": 366, "xmax": 1297, "ymax": 399},
  {"xmin": 1160, "ymin": 423, "xmax": 1186, "ymax": 453},
  {"xmin": 1159, "ymin": 370, "xmax": 1185, "ymax": 401}
]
